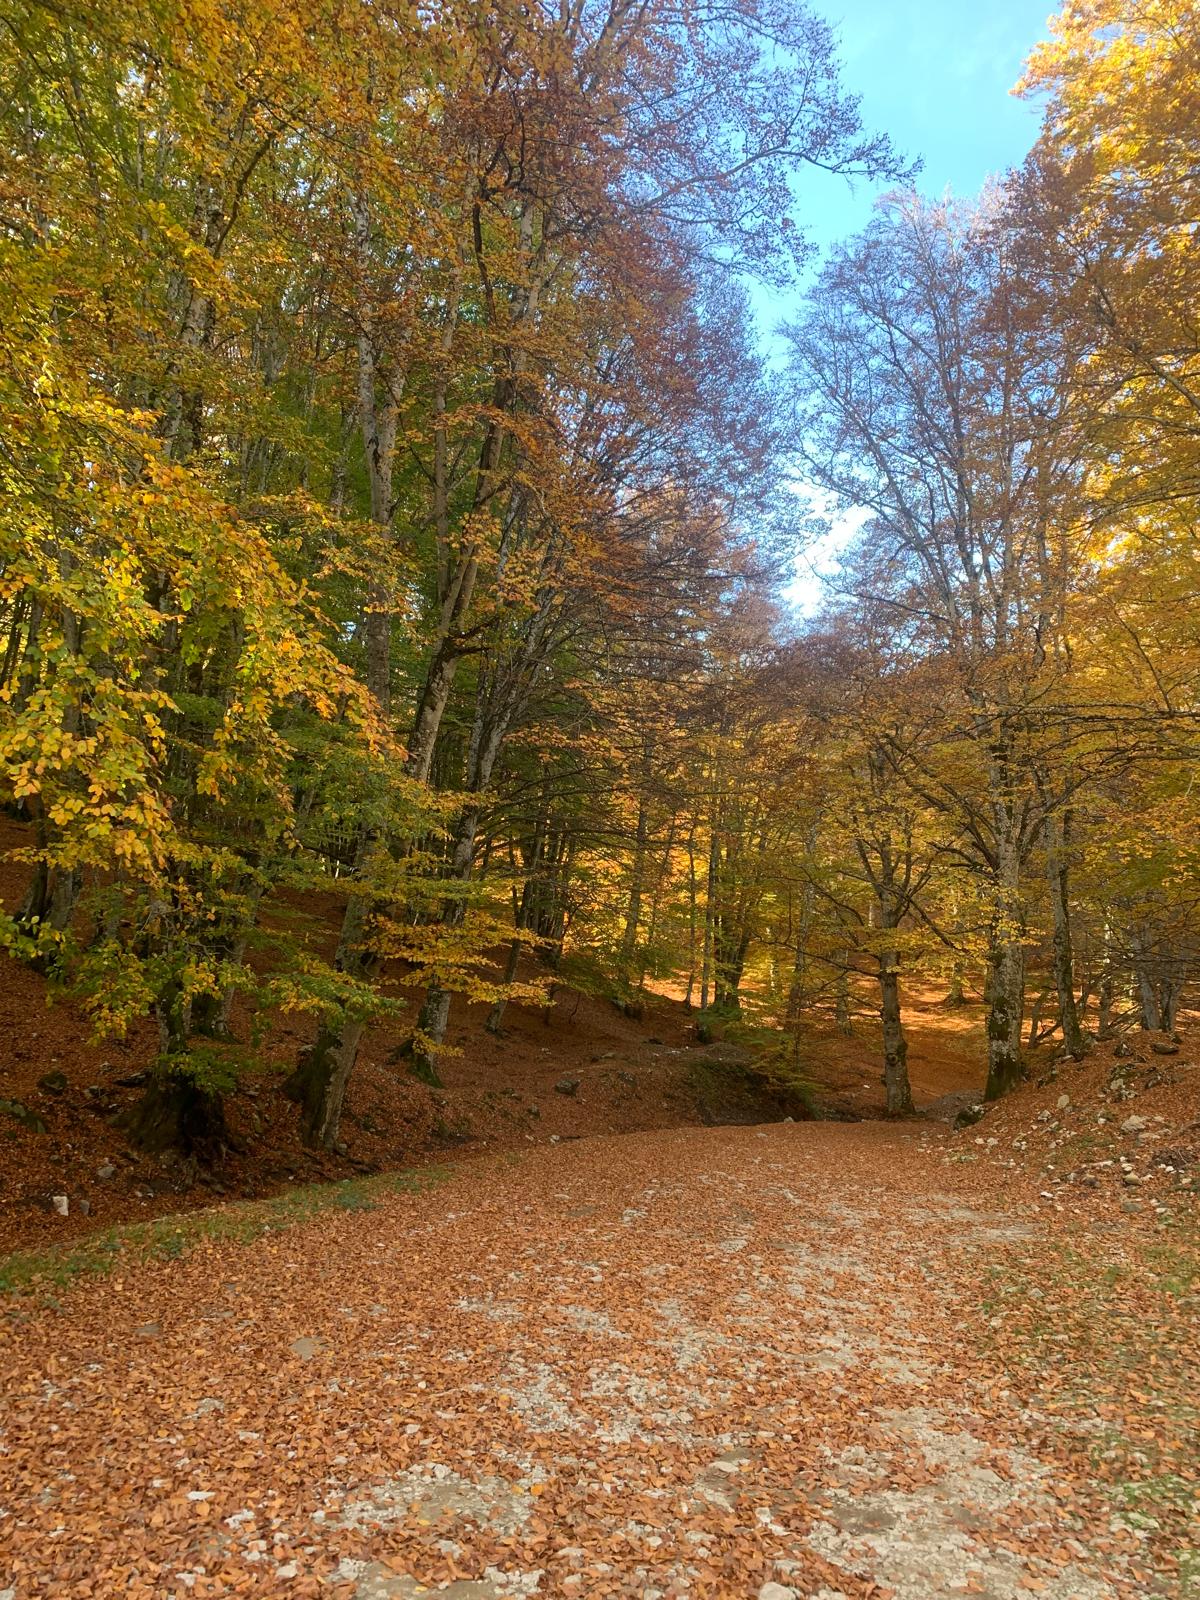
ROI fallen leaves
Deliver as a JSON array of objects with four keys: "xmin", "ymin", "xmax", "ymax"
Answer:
[{"xmin": 0, "ymin": 1118, "xmax": 1193, "ymax": 1598}]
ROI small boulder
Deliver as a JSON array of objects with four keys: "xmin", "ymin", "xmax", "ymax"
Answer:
[
  {"xmin": 50, "ymin": 1194, "xmax": 68, "ymax": 1217},
  {"xmin": 96, "ymin": 1163, "xmax": 116, "ymax": 1181},
  {"xmin": 289, "ymin": 1335, "xmax": 327, "ymax": 1361},
  {"xmin": 1151, "ymin": 1039, "xmax": 1180, "ymax": 1056},
  {"xmin": 0, "ymin": 1098, "xmax": 48, "ymax": 1134},
  {"xmin": 37, "ymin": 1070, "xmax": 69, "ymax": 1095},
  {"xmin": 1121, "ymin": 1115, "xmax": 1149, "ymax": 1135},
  {"xmin": 1057, "ymin": 1094, "xmax": 1071, "ymax": 1110},
  {"xmin": 554, "ymin": 1077, "xmax": 580, "ymax": 1097}
]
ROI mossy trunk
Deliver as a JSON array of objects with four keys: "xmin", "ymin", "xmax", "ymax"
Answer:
[
  {"xmin": 984, "ymin": 932, "xmax": 1025, "ymax": 1100},
  {"xmin": 284, "ymin": 1017, "xmax": 366, "ymax": 1148},
  {"xmin": 286, "ymin": 832, "xmax": 380, "ymax": 1150},
  {"xmin": 117, "ymin": 1069, "xmax": 232, "ymax": 1160},
  {"xmin": 879, "ymin": 956, "xmax": 914, "ymax": 1116},
  {"xmin": 406, "ymin": 986, "xmax": 451, "ymax": 1086}
]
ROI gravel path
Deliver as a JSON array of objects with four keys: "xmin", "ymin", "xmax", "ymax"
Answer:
[{"xmin": 0, "ymin": 1123, "xmax": 1150, "ymax": 1598}]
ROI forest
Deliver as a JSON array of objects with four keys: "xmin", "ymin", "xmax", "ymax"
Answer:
[
  {"xmin": 3, "ymin": 3, "xmax": 1200, "ymax": 1599},
  {"xmin": 1, "ymin": 0, "xmax": 1198, "ymax": 1156}
]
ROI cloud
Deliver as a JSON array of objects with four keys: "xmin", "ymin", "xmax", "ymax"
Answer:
[{"xmin": 783, "ymin": 496, "xmax": 872, "ymax": 617}]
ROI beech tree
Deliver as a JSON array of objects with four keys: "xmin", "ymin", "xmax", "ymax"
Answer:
[
  {"xmin": 788, "ymin": 194, "xmax": 1102, "ymax": 1097},
  {"xmin": 6, "ymin": 0, "xmax": 1200, "ymax": 1150}
]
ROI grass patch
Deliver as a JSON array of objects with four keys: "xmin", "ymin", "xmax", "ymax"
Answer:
[
  {"xmin": 686, "ymin": 1051, "xmax": 819, "ymax": 1123},
  {"xmin": 981, "ymin": 1217, "xmax": 1200, "ymax": 1594},
  {"xmin": 0, "ymin": 1164, "xmax": 452, "ymax": 1299},
  {"xmin": 1179, "ymin": 1550, "xmax": 1200, "ymax": 1599}
]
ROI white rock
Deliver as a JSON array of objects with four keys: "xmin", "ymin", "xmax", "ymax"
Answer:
[
  {"xmin": 758, "ymin": 1585, "xmax": 796, "ymax": 1600},
  {"xmin": 1058, "ymin": 1094, "xmax": 1071, "ymax": 1110},
  {"xmin": 1122, "ymin": 1115, "xmax": 1148, "ymax": 1134},
  {"xmin": 51, "ymin": 1194, "xmax": 68, "ymax": 1217}
]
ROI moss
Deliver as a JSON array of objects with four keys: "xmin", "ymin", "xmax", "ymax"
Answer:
[{"xmin": 0, "ymin": 1164, "xmax": 452, "ymax": 1298}]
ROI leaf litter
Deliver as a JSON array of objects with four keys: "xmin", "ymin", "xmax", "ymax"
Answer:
[{"xmin": 1, "ymin": 1117, "xmax": 1195, "ymax": 1598}]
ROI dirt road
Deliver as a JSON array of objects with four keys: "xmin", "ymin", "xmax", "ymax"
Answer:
[{"xmin": 0, "ymin": 1122, "xmax": 1177, "ymax": 1598}]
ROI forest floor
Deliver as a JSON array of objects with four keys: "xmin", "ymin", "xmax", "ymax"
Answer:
[
  {"xmin": 1, "ymin": 820, "xmax": 1198, "ymax": 1597},
  {"xmin": 1, "ymin": 1104, "xmax": 1197, "ymax": 1600},
  {"xmin": 0, "ymin": 816, "xmax": 985, "ymax": 1259}
]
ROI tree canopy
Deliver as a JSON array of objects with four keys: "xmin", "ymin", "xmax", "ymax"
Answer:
[{"xmin": 2, "ymin": 0, "xmax": 1198, "ymax": 1151}]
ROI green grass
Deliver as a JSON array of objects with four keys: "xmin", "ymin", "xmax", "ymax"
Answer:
[
  {"xmin": 0, "ymin": 1164, "xmax": 452, "ymax": 1299},
  {"xmin": 981, "ymin": 1217, "xmax": 1200, "ymax": 1597},
  {"xmin": 686, "ymin": 1052, "xmax": 820, "ymax": 1122}
]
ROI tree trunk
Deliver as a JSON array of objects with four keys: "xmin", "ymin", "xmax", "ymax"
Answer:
[
  {"xmin": 835, "ymin": 959, "xmax": 853, "ymax": 1035},
  {"xmin": 943, "ymin": 963, "xmax": 966, "ymax": 1007},
  {"xmin": 284, "ymin": 837, "xmax": 379, "ymax": 1147},
  {"xmin": 699, "ymin": 823, "xmax": 717, "ymax": 1013},
  {"xmin": 284, "ymin": 224, "xmax": 402, "ymax": 1148},
  {"xmin": 1159, "ymin": 964, "xmax": 1184, "ymax": 1034},
  {"xmin": 1132, "ymin": 931, "xmax": 1161, "ymax": 1031},
  {"xmin": 1044, "ymin": 810, "xmax": 1087, "ymax": 1058},
  {"xmin": 984, "ymin": 929, "xmax": 1025, "ymax": 1099},
  {"xmin": 1027, "ymin": 989, "xmax": 1051, "ymax": 1049},
  {"xmin": 620, "ymin": 783, "xmax": 650, "ymax": 977},
  {"xmin": 404, "ymin": 801, "xmax": 481, "ymax": 1082},
  {"xmin": 487, "ymin": 818, "xmax": 547, "ymax": 1035},
  {"xmin": 683, "ymin": 820, "xmax": 699, "ymax": 1009},
  {"xmin": 16, "ymin": 850, "xmax": 79, "ymax": 949},
  {"xmin": 642, "ymin": 812, "xmax": 678, "ymax": 985},
  {"xmin": 784, "ymin": 876, "xmax": 818, "ymax": 1064},
  {"xmin": 1097, "ymin": 922, "xmax": 1116, "ymax": 1038},
  {"xmin": 879, "ymin": 953, "xmax": 913, "ymax": 1116},
  {"xmin": 486, "ymin": 934, "xmax": 523, "ymax": 1036},
  {"xmin": 712, "ymin": 917, "xmax": 747, "ymax": 1016},
  {"xmin": 117, "ymin": 1065, "xmax": 233, "ymax": 1161}
]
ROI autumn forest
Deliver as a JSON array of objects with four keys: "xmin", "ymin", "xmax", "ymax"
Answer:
[
  {"xmin": 2, "ymin": 0, "xmax": 1200, "ymax": 1595},
  {"xmin": 4, "ymin": 0, "xmax": 1197, "ymax": 1149}
]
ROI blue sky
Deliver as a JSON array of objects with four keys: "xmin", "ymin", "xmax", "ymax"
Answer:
[
  {"xmin": 776, "ymin": 0, "xmax": 1057, "ymax": 607},
  {"xmin": 804, "ymin": 0, "xmax": 1052, "ymax": 266}
]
